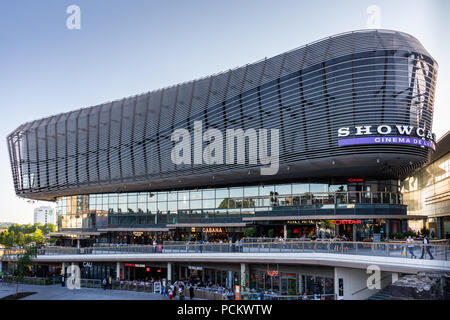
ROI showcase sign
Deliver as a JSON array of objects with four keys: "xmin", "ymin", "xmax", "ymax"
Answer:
[{"xmin": 337, "ymin": 125, "xmax": 435, "ymax": 150}]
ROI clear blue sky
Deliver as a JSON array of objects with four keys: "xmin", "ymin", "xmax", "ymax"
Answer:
[{"xmin": 0, "ymin": 0, "xmax": 448, "ymax": 223}]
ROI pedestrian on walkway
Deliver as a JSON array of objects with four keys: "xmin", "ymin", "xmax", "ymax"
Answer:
[
  {"xmin": 103, "ymin": 278, "xmax": 107, "ymax": 290},
  {"xmin": 420, "ymin": 236, "xmax": 434, "ymax": 260},
  {"xmin": 407, "ymin": 236, "xmax": 416, "ymax": 258},
  {"xmin": 168, "ymin": 288, "xmax": 174, "ymax": 300},
  {"xmin": 189, "ymin": 285, "xmax": 195, "ymax": 299}
]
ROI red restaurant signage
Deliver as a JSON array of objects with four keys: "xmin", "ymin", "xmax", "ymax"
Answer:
[
  {"xmin": 347, "ymin": 178, "xmax": 364, "ymax": 182},
  {"xmin": 331, "ymin": 220, "xmax": 361, "ymax": 225},
  {"xmin": 267, "ymin": 270, "xmax": 279, "ymax": 277}
]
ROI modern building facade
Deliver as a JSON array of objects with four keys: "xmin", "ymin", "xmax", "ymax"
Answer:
[
  {"xmin": 7, "ymin": 29, "xmax": 438, "ymax": 245},
  {"xmin": 402, "ymin": 131, "xmax": 450, "ymax": 238}
]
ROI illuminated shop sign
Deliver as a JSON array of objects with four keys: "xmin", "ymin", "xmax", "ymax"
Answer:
[
  {"xmin": 202, "ymin": 227, "xmax": 225, "ymax": 233},
  {"xmin": 267, "ymin": 270, "xmax": 279, "ymax": 277},
  {"xmin": 337, "ymin": 125, "xmax": 435, "ymax": 150},
  {"xmin": 124, "ymin": 263, "xmax": 146, "ymax": 268},
  {"xmin": 331, "ymin": 220, "xmax": 361, "ymax": 225},
  {"xmin": 347, "ymin": 178, "xmax": 364, "ymax": 182}
]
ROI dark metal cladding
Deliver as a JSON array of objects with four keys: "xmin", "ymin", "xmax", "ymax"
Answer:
[{"xmin": 7, "ymin": 30, "xmax": 438, "ymax": 201}]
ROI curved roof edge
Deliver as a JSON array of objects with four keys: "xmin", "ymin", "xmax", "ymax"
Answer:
[{"xmin": 9, "ymin": 29, "xmax": 436, "ymax": 136}]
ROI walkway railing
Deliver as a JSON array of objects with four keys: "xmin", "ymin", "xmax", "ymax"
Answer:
[{"xmin": 2, "ymin": 240, "xmax": 449, "ymax": 261}]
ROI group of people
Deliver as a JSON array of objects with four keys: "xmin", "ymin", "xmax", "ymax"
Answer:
[
  {"xmin": 160, "ymin": 279, "xmax": 195, "ymax": 300},
  {"xmin": 406, "ymin": 235, "xmax": 434, "ymax": 259}
]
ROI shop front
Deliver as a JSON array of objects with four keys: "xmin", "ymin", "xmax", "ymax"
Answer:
[{"xmin": 175, "ymin": 227, "xmax": 245, "ymax": 242}]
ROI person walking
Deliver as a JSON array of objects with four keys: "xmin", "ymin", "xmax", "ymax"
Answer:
[
  {"xmin": 108, "ymin": 275, "xmax": 112, "ymax": 289},
  {"xmin": 179, "ymin": 286, "xmax": 184, "ymax": 300},
  {"xmin": 168, "ymin": 288, "xmax": 174, "ymax": 300},
  {"xmin": 420, "ymin": 235, "xmax": 434, "ymax": 260},
  {"xmin": 406, "ymin": 236, "xmax": 416, "ymax": 259},
  {"xmin": 102, "ymin": 278, "xmax": 108, "ymax": 290},
  {"xmin": 189, "ymin": 285, "xmax": 195, "ymax": 299}
]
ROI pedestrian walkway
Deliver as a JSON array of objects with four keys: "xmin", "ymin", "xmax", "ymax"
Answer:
[{"xmin": 0, "ymin": 283, "xmax": 169, "ymax": 300}]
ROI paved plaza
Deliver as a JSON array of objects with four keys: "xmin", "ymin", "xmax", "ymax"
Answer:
[{"xmin": 0, "ymin": 283, "xmax": 170, "ymax": 300}]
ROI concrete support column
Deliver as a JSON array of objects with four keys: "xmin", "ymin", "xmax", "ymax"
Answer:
[
  {"xmin": 201, "ymin": 267, "xmax": 205, "ymax": 283},
  {"xmin": 353, "ymin": 224, "xmax": 357, "ymax": 241},
  {"xmin": 185, "ymin": 266, "xmax": 188, "ymax": 280},
  {"xmin": 76, "ymin": 239, "xmax": 80, "ymax": 249},
  {"xmin": 386, "ymin": 219, "xmax": 391, "ymax": 239},
  {"xmin": 436, "ymin": 217, "xmax": 442, "ymax": 239},
  {"xmin": 298, "ymin": 274, "xmax": 303, "ymax": 294},
  {"xmin": 240, "ymin": 263, "xmax": 248, "ymax": 290},
  {"xmin": 0, "ymin": 261, "xmax": 3, "ymax": 274},
  {"xmin": 62, "ymin": 262, "xmax": 66, "ymax": 276},
  {"xmin": 283, "ymin": 224, "xmax": 287, "ymax": 239},
  {"xmin": 167, "ymin": 262, "xmax": 172, "ymax": 282},
  {"xmin": 228, "ymin": 271, "xmax": 233, "ymax": 289},
  {"xmin": 179, "ymin": 265, "xmax": 182, "ymax": 281},
  {"xmin": 392, "ymin": 272, "xmax": 399, "ymax": 284},
  {"xmin": 116, "ymin": 262, "xmax": 121, "ymax": 280}
]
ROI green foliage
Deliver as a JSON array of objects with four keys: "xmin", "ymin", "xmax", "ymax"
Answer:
[
  {"xmin": 420, "ymin": 227, "xmax": 430, "ymax": 237},
  {"xmin": 0, "ymin": 223, "xmax": 55, "ymax": 247},
  {"xmin": 16, "ymin": 232, "xmax": 25, "ymax": 246},
  {"xmin": 405, "ymin": 231, "xmax": 417, "ymax": 237},
  {"xmin": 288, "ymin": 288, "xmax": 296, "ymax": 296},
  {"xmin": 286, "ymin": 229, "xmax": 293, "ymax": 239},
  {"xmin": 244, "ymin": 228, "xmax": 256, "ymax": 238},
  {"xmin": 14, "ymin": 245, "xmax": 38, "ymax": 281},
  {"xmin": 268, "ymin": 229, "xmax": 274, "ymax": 238}
]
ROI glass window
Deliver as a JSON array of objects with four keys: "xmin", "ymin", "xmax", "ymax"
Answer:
[
  {"xmin": 203, "ymin": 189, "xmax": 215, "ymax": 199},
  {"xmin": 292, "ymin": 184, "xmax": 309, "ymax": 194},
  {"xmin": 148, "ymin": 192, "xmax": 157, "ymax": 202},
  {"xmin": 157, "ymin": 192, "xmax": 167, "ymax": 202},
  {"xmin": 329, "ymin": 184, "xmax": 347, "ymax": 192},
  {"xmin": 168, "ymin": 191, "xmax": 177, "ymax": 202},
  {"xmin": 216, "ymin": 188, "xmax": 229, "ymax": 199},
  {"xmin": 190, "ymin": 200, "xmax": 202, "ymax": 210},
  {"xmin": 275, "ymin": 184, "xmax": 291, "ymax": 195},
  {"xmin": 244, "ymin": 186, "xmax": 259, "ymax": 197},
  {"xmin": 259, "ymin": 185, "xmax": 274, "ymax": 196},
  {"xmin": 203, "ymin": 199, "xmax": 215, "ymax": 209},
  {"xmin": 229, "ymin": 187, "xmax": 243, "ymax": 198},
  {"xmin": 128, "ymin": 193, "xmax": 138, "ymax": 203},
  {"xmin": 310, "ymin": 184, "xmax": 327, "ymax": 193},
  {"xmin": 167, "ymin": 201, "xmax": 177, "ymax": 213},
  {"xmin": 119, "ymin": 194, "xmax": 127, "ymax": 204},
  {"xmin": 190, "ymin": 190, "xmax": 202, "ymax": 200},
  {"xmin": 137, "ymin": 193, "xmax": 147, "ymax": 203},
  {"xmin": 157, "ymin": 201, "xmax": 167, "ymax": 212}
]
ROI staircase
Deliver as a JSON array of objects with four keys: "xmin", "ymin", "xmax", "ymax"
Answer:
[{"xmin": 367, "ymin": 286, "xmax": 392, "ymax": 300}]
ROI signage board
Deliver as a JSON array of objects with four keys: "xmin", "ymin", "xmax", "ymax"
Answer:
[
  {"xmin": 235, "ymin": 285, "xmax": 241, "ymax": 300},
  {"xmin": 331, "ymin": 220, "xmax": 361, "ymax": 225},
  {"xmin": 373, "ymin": 233, "xmax": 381, "ymax": 242},
  {"xmin": 154, "ymin": 282, "xmax": 161, "ymax": 293}
]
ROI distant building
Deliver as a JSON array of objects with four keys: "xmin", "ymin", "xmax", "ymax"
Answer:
[
  {"xmin": 34, "ymin": 206, "xmax": 56, "ymax": 226},
  {"xmin": 402, "ymin": 131, "xmax": 450, "ymax": 239}
]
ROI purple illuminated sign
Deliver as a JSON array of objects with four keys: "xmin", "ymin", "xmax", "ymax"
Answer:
[{"xmin": 338, "ymin": 136, "xmax": 435, "ymax": 150}]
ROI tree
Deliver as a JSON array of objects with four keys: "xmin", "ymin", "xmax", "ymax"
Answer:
[
  {"xmin": 14, "ymin": 245, "xmax": 38, "ymax": 295},
  {"xmin": 41, "ymin": 223, "xmax": 56, "ymax": 235},
  {"xmin": 16, "ymin": 232, "xmax": 25, "ymax": 246},
  {"xmin": 244, "ymin": 228, "xmax": 256, "ymax": 238},
  {"xmin": 30, "ymin": 229, "xmax": 44, "ymax": 244}
]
